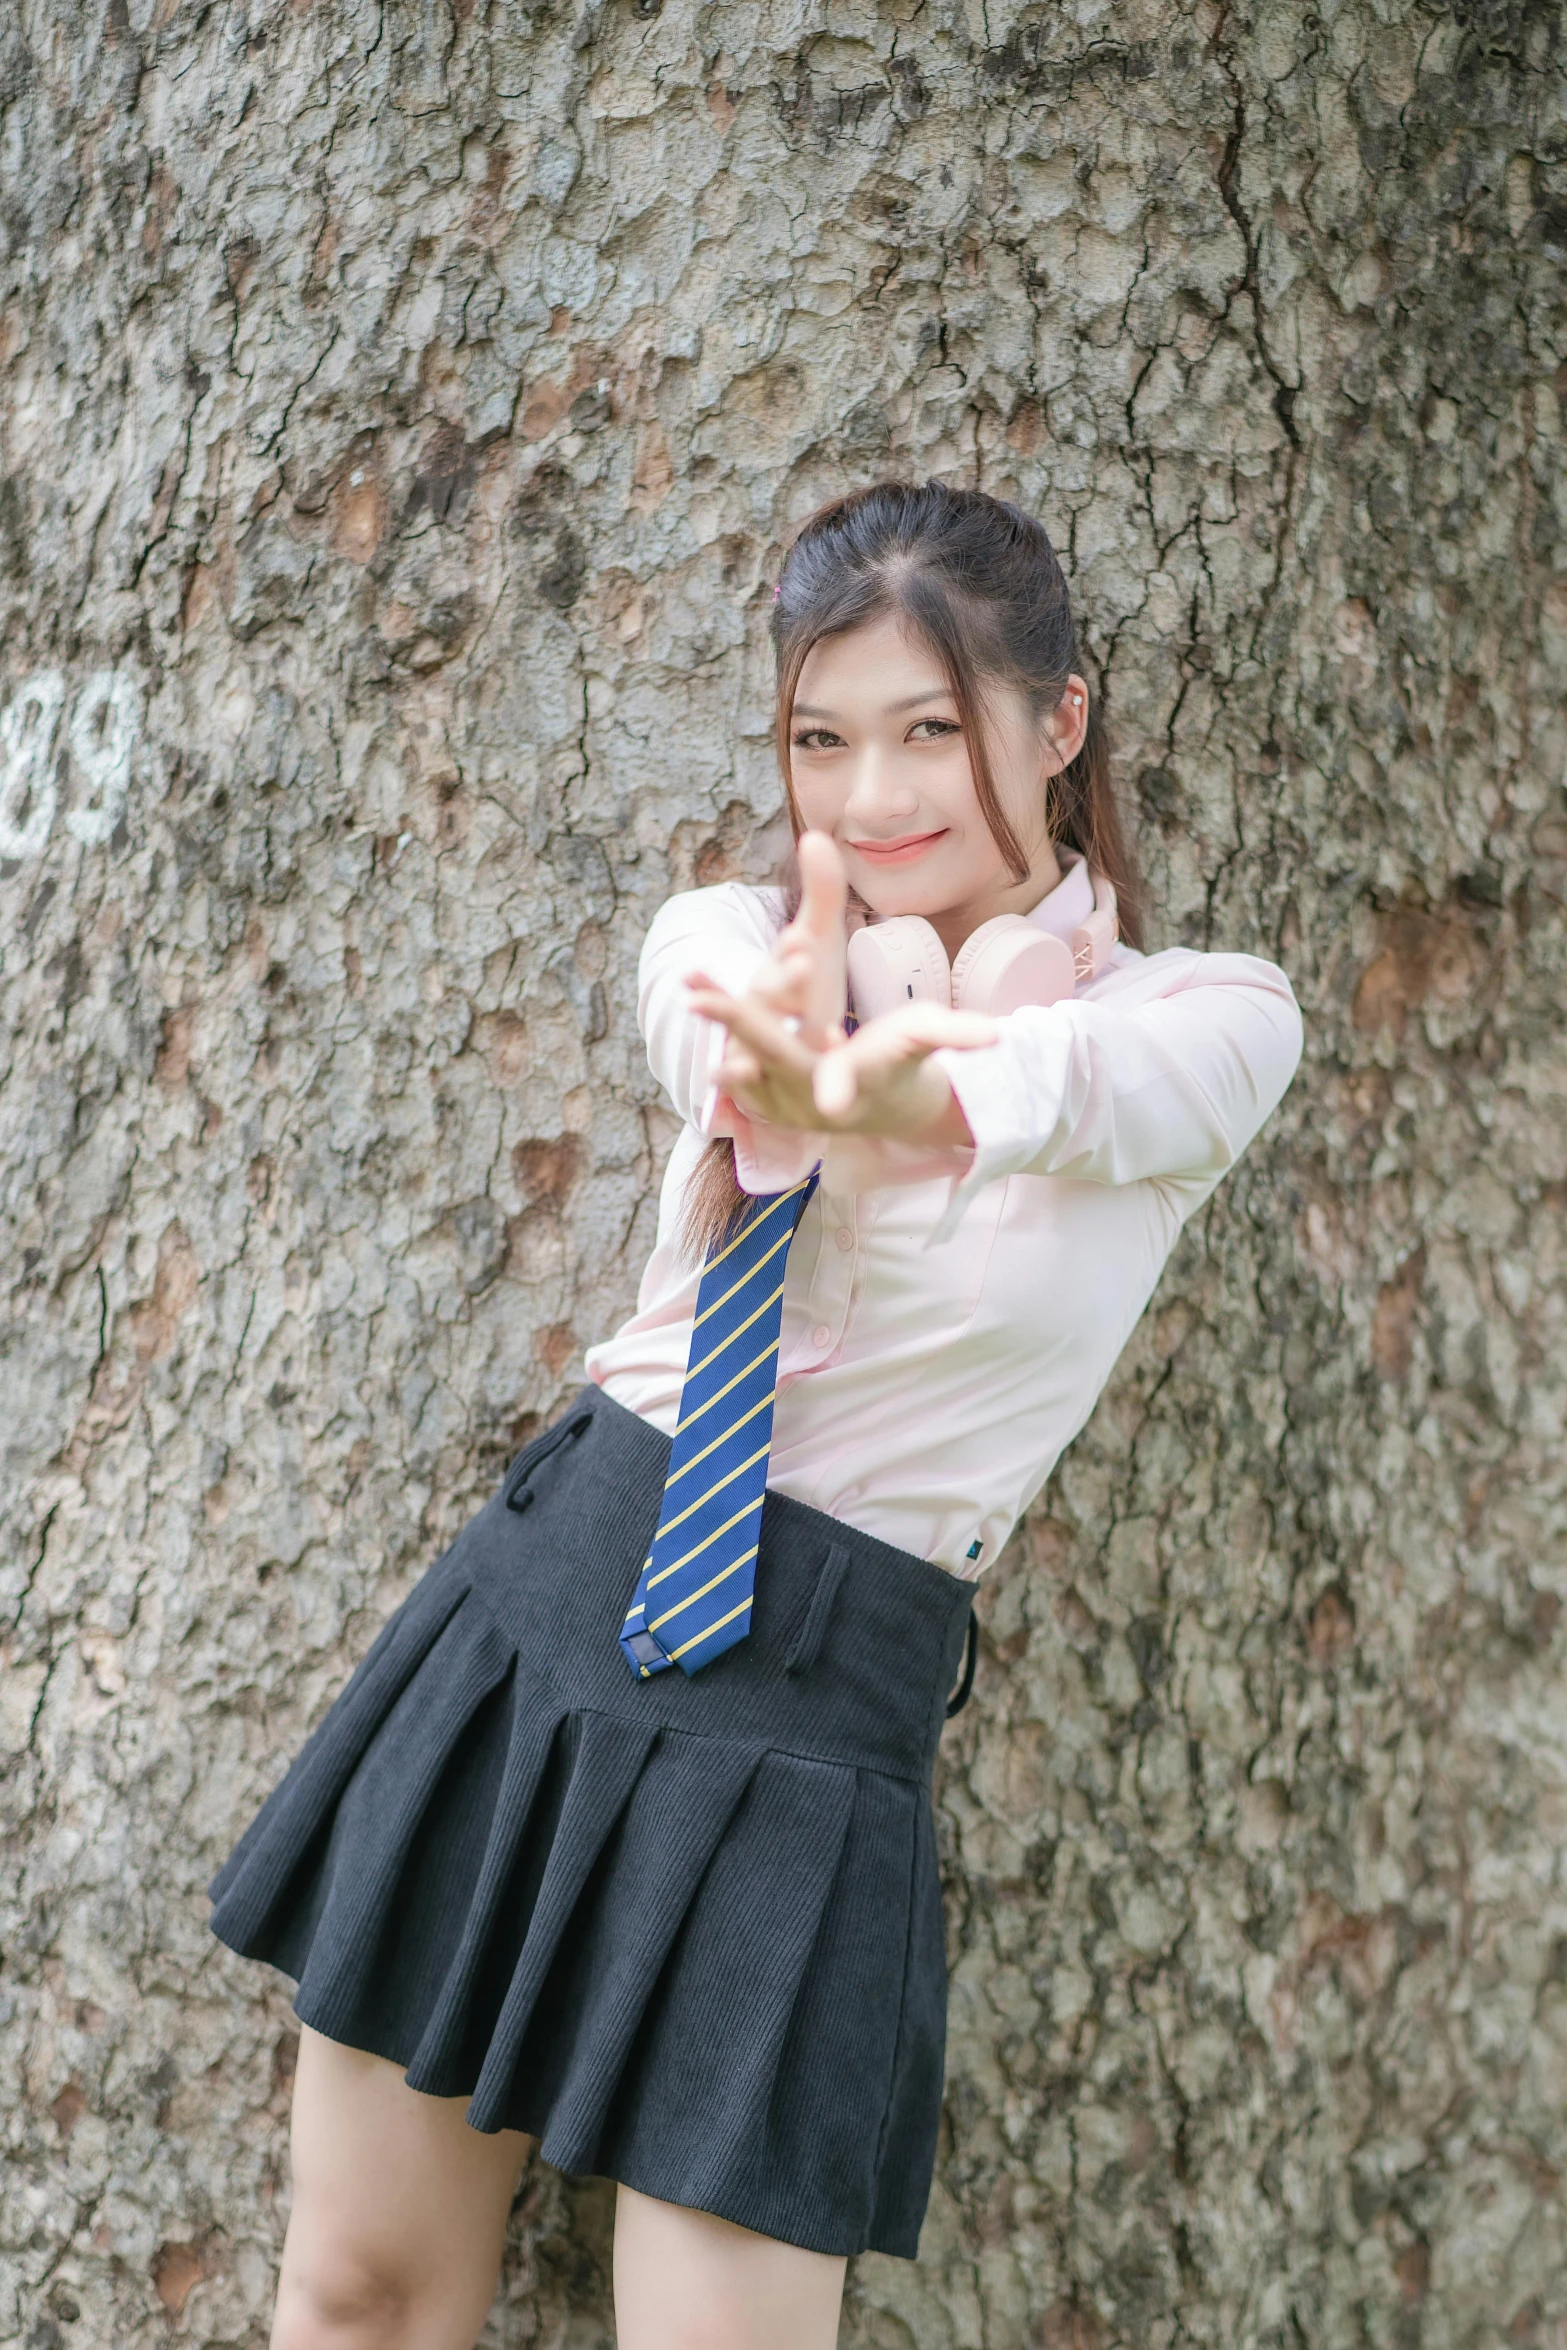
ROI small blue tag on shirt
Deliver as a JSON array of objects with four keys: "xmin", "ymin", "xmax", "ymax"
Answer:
[{"xmin": 966, "ymin": 1538, "xmax": 982, "ymax": 1560}]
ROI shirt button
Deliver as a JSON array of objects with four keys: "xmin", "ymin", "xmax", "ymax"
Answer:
[
  {"xmin": 835, "ymin": 1226, "xmax": 854, "ymax": 1250},
  {"xmin": 811, "ymin": 1323, "xmax": 832, "ymax": 1349}
]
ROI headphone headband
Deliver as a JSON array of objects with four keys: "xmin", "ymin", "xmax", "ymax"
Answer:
[{"xmin": 846, "ymin": 865, "xmax": 1119, "ymax": 1024}]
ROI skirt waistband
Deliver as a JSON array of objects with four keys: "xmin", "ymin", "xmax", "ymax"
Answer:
[{"xmin": 428, "ymin": 1384, "xmax": 976, "ymax": 1784}]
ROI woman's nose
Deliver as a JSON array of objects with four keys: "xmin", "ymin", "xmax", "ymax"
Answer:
[{"xmin": 842, "ymin": 746, "xmax": 918, "ymax": 823}]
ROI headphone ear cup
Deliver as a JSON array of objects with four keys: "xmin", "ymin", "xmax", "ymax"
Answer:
[
  {"xmin": 846, "ymin": 917, "xmax": 952, "ymax": 1021},
  {"xmin": 949, "ymin": 916, "xmax": 1077, "ymax": 1015}
]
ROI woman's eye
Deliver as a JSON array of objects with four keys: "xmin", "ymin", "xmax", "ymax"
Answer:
[
  {"xmin": 791, "ymin": 728, "xmax": 842, "ymax": 751},
  {"xmin": 908, "ymin": 718, "xmax": 960, "ymax": 741}
]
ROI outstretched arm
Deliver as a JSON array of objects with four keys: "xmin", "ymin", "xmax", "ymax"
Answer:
[{"xmin": 928, "ymin": 953, "xmax": 1304, "ymax": 1193}]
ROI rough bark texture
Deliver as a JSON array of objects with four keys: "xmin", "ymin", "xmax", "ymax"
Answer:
[{"xmin": 2, "ymin": 1, "xmax": 1564, "ymax": 2344}]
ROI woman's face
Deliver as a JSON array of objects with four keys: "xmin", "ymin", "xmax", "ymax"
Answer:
[{"xmin": 787, "ymin": 613, "xmax": 1087, "ymax": 944}]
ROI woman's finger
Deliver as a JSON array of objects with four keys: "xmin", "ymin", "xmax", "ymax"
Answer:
[
  {"xmin": 881, "ymin": 1003, "xmax": 1001, "ymax": 1051},
  {"xmin": 750, "ymin": 943, "xmax": 815, "ymax": 1012},
  {"xmin": 819, "ymin": 1004, "xmax": 999, "ymax": 1077},
  {"xmin": 795, "ymin": 829, "xmax": 848, "ymax": 941},
  {"xmin": 686, "ymin": 979, "xmax": 817, "ymax": 1072}
]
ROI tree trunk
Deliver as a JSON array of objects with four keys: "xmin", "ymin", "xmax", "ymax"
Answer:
[{"xmin": 3, "ymin": 2, "xmax": 1563, "ymax": 2343}]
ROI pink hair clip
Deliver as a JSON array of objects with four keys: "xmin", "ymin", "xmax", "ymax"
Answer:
[{"xmin": 771, "ymin": 584, "xmax": 781, "ymax": 601}]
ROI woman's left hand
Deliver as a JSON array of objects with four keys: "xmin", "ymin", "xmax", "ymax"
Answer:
[{"xmin": 812, "ymin": 999, "xmax": 999, "ymax": 1143}]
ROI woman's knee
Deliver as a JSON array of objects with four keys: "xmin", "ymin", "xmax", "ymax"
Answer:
[
  {"xmin": 277, "ymin": 2026, "xmax": 526, "ymax": 2347},
  {"xmin": 273, "ymin": 2236, "xmax": 425, "ymax": 2347}
]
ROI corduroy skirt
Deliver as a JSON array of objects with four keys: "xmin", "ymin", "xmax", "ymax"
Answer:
[{"xmin": 207, "ymin": 1382, "xmax": 976, "ymax": 2259}]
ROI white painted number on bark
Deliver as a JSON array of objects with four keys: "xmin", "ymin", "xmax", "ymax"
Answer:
[
  {"xmin": 0, "ymin": 668, "xmax": 143, "ymax": 859},
  {"xmin": 0, "ymin": 670, "xmax": 65, "ymax": 859}
]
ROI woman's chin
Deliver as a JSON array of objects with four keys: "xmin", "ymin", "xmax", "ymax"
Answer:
[{"xmin": 855, "ymin": 869, "xmax": 967, "ymax": 922}]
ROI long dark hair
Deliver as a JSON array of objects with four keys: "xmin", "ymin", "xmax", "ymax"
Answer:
[{"xmin": 679, "ymin": 479, "xmax": 1146, "ymax": 1260}]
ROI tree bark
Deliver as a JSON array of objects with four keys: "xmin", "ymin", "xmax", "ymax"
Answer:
[{"xmin": 2, "ymin": 3, "xmax": 1563, "ymax": 2344}]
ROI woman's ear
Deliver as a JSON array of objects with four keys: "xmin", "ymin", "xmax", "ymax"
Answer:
[{"xmin": 1040, "ymin": 673, "xmax": 1091, "ymax": 773}]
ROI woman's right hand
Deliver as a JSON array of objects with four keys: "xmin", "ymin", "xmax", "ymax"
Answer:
[{"xmin": 683, "ymin": 831, "xmax": 850, "ymax": 1129}]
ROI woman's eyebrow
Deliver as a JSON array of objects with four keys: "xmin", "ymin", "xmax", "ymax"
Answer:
[{"xmin": 792, "ymin": 686, "xmax": 954, "ymax": 719}]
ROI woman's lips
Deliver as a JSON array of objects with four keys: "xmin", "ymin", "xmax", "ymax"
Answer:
[{"xmin": 847, "ymin": 829, "xmax": 948, "ymax": 865}]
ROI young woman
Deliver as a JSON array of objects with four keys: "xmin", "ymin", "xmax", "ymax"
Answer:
[{"xmin": 209, "ymin": 481, "xmax": 1303, "ymax": 2350}]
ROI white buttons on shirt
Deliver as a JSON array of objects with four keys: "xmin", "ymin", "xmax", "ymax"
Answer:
[
  {"xmin": 835, "ymin": 1226, "xmax": 854, "ymax": 1251},
  {"xmin": 811, "ymin": 1324, "xmax": 832, "ymax": 1350}
]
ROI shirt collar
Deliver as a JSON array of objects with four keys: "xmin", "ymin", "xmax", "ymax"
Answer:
[{"xmin": 1020, "ymin": 848, "xmax": 1093, "ymax": 943}]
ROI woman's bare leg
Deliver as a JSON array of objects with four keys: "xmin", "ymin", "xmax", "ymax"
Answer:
[
  {"xmin": 612, "ymin": 2184, "xmax": 846, "ymax": 2350},
  {"xmin": 271, "ymin": 2023, "xmax": 531, "ymax": 2350}
]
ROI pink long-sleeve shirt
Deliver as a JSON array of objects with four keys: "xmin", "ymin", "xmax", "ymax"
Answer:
[{"xmin": 583, "ymin": 853, "xmax": 1304, "ymax": 1578}]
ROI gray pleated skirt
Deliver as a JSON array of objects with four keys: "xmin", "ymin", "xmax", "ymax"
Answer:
[{"xmin": 207, "ymin": 1383, "xmax": 975, "ymax": 2259}]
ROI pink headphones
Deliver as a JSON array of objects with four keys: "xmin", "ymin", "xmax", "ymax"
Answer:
[{"xmin": 846, "ymin": 866, "xmax": 1119, "ymax": 1020}]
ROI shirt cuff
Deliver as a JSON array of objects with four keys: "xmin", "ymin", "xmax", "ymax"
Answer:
[
  {"xmin": 922, "ymin": 1034, "xmax": 1069, "ymax": 1246},
  {"xmin": 710, "ymin": 1090, "xmax": 826, "ymax": 1194}
]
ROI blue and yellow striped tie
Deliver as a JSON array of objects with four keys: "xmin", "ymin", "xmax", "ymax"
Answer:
[{"xmin": 619, "ymin": 1166, "xmax": 822, "ymax": 1679}]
